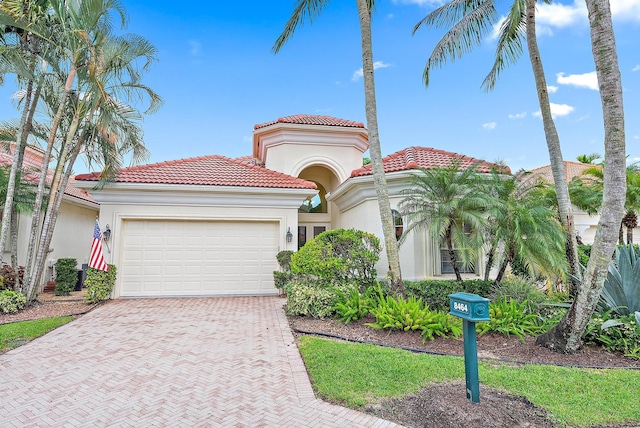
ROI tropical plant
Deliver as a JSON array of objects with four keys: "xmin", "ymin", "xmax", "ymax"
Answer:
[
  {"xmin": 273, "ymin": 0, "xmax": 404, "ymax": 296},
  {"xmin": 54, "ymin": 258, "xmax": 77, "ymax": 296},
  {"xmin": 84, "ymin": 264, "xmax": 116, "ymax": 304},
  {"xmin": 584, "ymin": 311, "xmax": 640, "ymax": 359},
  {"xmin": 484, "ymin": 172, "xmax": 567, "ymax": 284},
  {"xmin": 536, "ymin": 0, "xmax": 627, "ymax": 353},
  {"xmin": 284, "ymin": 276, "xmax": 349, "ymax": 318},
  {"xmin": 477, "ymin": 297, "xmax": 545, "ymax": 342},
  {"xmin": 366, "ymin": 293, "xmax": 462, "ymax": 342},
  {"xmin": 489, "ymin": 277, "xmax": 547, "ymax": 314},
  {"xmin": 333, "ymin": 284, "xmax": 375, "ymax": 324},
  {"xmin": 413, "ymin": 0, "xmax": 582, "ymax": 292},
  {"xmin": 399, "ymin": 161, "xmax": 491, "ymax": 282},
  {"xmin": 598, "ymin": 245, "xmax": 640, "ymax": 316}
]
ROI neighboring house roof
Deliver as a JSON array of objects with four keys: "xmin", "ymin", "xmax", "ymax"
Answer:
[
  {"xmin": 350, "ymin": 146, "xmax": 509, "ymax": 177},
  {"xmin": 254, "ymin": 114, "xmax": 365, "ymax": 130},
  {"xmin": 0, "ymin": 145, "xmax": 97, "ymax": 205},
  {"xmin": 74, "ymin": 155, "xmax": 317, "ymax": 189},
  {"xmin": 519, "ymin": 161, "xmax": 599, "ymax": 186}
]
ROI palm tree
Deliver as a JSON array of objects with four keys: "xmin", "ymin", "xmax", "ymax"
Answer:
[
  {"xmin": 576, "ymin": 153, "xmax": 602, "ymax": 165},
  {"xmin": 484, "ymin": 172, "xmax": 566, "ymax": 283},
  {"xmin": 398, "ymin": 161, "xmax": 491, "ymax": 282},
  {"xmin": 272, "ymin": 0, "xmax": 404, "ymax": 295},
  {"xmin": 536, "ymin": 0, "xmax": 626, "ymax": 353},
  {"xmin": 413, "ymin": 0, "xmax": 582, "ymax": 294}
]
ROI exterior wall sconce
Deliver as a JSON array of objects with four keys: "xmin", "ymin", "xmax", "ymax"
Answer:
[
  {"xmin": 103, "ymin": 224, "xmax": 112, "ymax": 242},
  {"xmin": 286, "ymin": 227, "xmax": 293, "ymax": 243}
]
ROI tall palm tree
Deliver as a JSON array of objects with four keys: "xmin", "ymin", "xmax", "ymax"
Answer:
[
  {"xmin": 398, "ymin": 161, "xmax": 491, "ymax": 282},
  {"xmin": 413, "ymin": 0, "xmax": 582, "ymax": 294},
  {"xmin": 536, "ymin": 0, "xmax": 626, "ymax": 353},
  {"xmin": 272, "ymin": 0, "xmax": 404, "ymax": 295}
]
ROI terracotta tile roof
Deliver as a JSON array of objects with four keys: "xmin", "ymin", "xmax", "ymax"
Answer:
[
  {"xmin": 254, "ymin": 114, "xmax": 365, "ymax": 130},
  {"xmin": 519, "ymin": 161, "xmax": 600, "ymax": 185},
  {"xmin": 74, "ymin": 155, "xmax": 317, "ymax": 189},
  {"xmin": 350, "ymin": 146, "xmax": 509, "ymax": 177},
  {"xmin": 234, "ymin": 155, "xmax": 265, "ymax": 167},
  {"xmin": 0, "ymin": 147, "xmax": 97, "ymax": 205}
]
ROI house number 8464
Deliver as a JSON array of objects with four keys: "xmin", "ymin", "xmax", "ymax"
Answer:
[{"xmin": 453, "ymin": 302, "xmax": 468, "ymax": 313}]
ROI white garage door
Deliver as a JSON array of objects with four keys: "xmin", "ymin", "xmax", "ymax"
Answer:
[{"xmin": 119, "ymin": 220, "xmax": 279, "ymax": 297}]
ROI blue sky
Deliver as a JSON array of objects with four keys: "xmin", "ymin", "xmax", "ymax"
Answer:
[{"xmin": 1, "ymin": 0, "xmax": 639, "ymax": 174}]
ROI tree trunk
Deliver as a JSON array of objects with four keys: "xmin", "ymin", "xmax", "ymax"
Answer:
[
  {"xmin": 445, "ymin": 225, "xmax": 462, "ymax": 282},
  {"xmin": 525, "ymin": 0, "xmax": 581, "ymax": 295},
  {"xmin": 536, "ymin": 0, "xmax": 626, "ymax": 353},
  {"xmin": 10, "ymin": 207, "xmax": 19, "ymax": 288},
  {"xmin": 355, "ymin": 0, "xmax": 403, "ymax": 296},
  {"xmin": 0, "ymin": 79, "xmax": 34, "ymax": 265},
  {"xmin": 483, "ymin": 241, "xmax": 497, "ymax": 281},
  {"xmin": 619, "ymin": 223, "xmax": 624, "ymax": 245},
  {"xmin": 23, "ymin": 67, "xmax": 77, "ymax": 300},
  {"xmin": 495, "ymin": 245, "xmax": 514, "ymax": 284}
]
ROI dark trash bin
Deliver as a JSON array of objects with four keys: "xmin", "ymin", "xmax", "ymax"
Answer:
[{"xmin": 75, "ymin": 264, "xmax": 88, "ymax": 291}]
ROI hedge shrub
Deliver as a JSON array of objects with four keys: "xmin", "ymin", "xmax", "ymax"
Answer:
[
  {"xmin": 84, "ymin": 264, "xmax": 117, "ymax": 304},
  {"xmin": 404, "ymin": 279, "xmax": 493, "ymax": 312},
  {"xmin": 290, "ymin": 228, "xmax": 381, "ymax": 290},
  {"xmin": 284, "ymin": 276, "xmax": 351, "ymax": 318},
  {"xmin": 54, "ymin": 258, "xmax": 78, "ymax": 296},
  {"xmin": 0, "ymin": 289, "xmax": 26, "ymax": 314}
]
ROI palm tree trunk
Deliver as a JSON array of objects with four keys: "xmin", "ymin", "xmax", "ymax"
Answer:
[
  {"xmin": 495, "ymin": 246, "xmax": 515, "ymax": 284},
  {"xmin": 445, "ymin": 225, "xmax": 462, "ymax": 282},
  {"xmin": 619, "ymin": 223, "xmax": 624, "ymax": 245},
  {"xmin": 355, "ymin": 0, "xmax": 403, "ymax": 296},
  {"xmin": 483, "ymin": 241, "xmax": 497, "ymax": 281},
  {"xmin": 23, "ymin": 67, "xmax": 77, "ymax": 300},
  {"xmin": 536, "ymin": 0, "xmax": 626, "ymax": 353},
  {"xmin": 525, "ymin": 0, "xmax": 581, "ymax": 294},
  {"xmin": 10, "ymin": 207, "xmax": 19, "ymax": 287}
]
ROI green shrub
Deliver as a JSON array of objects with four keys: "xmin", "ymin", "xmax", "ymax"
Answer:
[
  {"xmin": 489, "ymin": 277, "xmax": 547, "ymax": 314},
  {"xmin": 367, "ymin": 293, "xmax": 462, "ymax": 343},
  {"xmin": 404, "ymin": 279, "xmax": 493, "ymax": 312},
  {"xmin": 273, "ymin": 271, "xmax": 294, "ymax": 291},
  {"xmin": 54, "ymin": 258, "xmax": 78, "ymax": 296},
  {"xmin": 0, "ymin": 290, "xmax": 26, "ymax": 314},
  {"xmin": 284, "ymin": 276, "xmax": 348, "ymax": 318},
  {"xmin": 333, "ymin": 284, "xmax": 375, "ymax": 324},
  {"xmin": 276, "ymin": 250, "xmax": 294, "ymax": 271},
  {"xmin": 578, "ymin": 244, "xmax": 592, "ymax": 267},
  {"xmin": 584, "ymin": 311, "xmax": 640, "ymax": 359},
  {"xmin": 84, "ymin": 264, "xmax": 116, "ymax": 304},
  {"xmin": 290, "ymin": 228, "xmax": 381, "ymax": 290},
  {"xmin": 476, "ymin": 297, "xmax": 545, "ymax": 342}
]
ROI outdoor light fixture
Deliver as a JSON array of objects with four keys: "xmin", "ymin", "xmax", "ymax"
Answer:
[
  {"xmin": 286, "ymin": 227, "xmax": 293, "ymax": 243},
  {"xmin": 103, "ymin": 225, "xmax": 112, "ymax": 242}
]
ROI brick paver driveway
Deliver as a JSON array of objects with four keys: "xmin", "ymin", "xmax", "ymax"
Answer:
[{"xmin": 1, "ymin": 297, "xmax": 401, "ymax": 427}]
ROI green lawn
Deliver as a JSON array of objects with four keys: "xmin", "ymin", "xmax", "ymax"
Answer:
[
  {"xmin": 0, "ymin": 317, "xmax": 73, "ymax": 353},
  {"xmin": 298, "ymin": 335, "xmax": 640, "ymax": 427}
]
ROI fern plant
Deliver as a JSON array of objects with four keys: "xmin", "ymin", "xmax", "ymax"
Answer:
[
  {"xmin": 599, "ymin": 245, "xmax": 640, "ymax": 316},
  {"xmin": 333, "ymin": 285, "xmax": 374, "ymax": 324},
  {"xmin": 476, "ymin": 297, "xmax": 544, "ymax": 342}
]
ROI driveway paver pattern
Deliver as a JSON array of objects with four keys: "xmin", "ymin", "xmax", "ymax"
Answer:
[{"xmin": 1, "ymin": 297, "xmax": 402, "ymax": 427}]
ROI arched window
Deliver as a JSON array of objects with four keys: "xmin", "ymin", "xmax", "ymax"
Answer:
[
  {"xmin": 299, "ymin": 182, "xmax": 328, "ymax": 213},
  {"xmin": 392, "ymin": 209, "xmax": 403, "ymax": 241}
]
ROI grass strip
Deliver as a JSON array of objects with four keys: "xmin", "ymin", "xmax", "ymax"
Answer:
[
  {"xmin": 0, "ymin": 316, "xmax": 74, "ymax": 353},
  {"xmin": 298, "ymin": 336, "xmax": 640, "ymax": 427}
]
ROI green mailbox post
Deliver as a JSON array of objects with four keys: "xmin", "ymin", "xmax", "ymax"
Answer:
[{"xmin": 448, "ymin": 292, "xmax": 490, "ymax": 403}]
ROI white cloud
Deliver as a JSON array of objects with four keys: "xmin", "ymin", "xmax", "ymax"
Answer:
[
  {"xmin": 392, "ymin": 0, "xmax": 444, "ymax": 6},
  {"xmin": 530, "ymin": 0, "xmax": 640, "ymax": 31},
  {"xmin": 547, "ymin": 85, "xmax": 558, "ymax": 93},
  {"xmin": 557, "ymin": 71, "xmax": 599, "ymax": 90},
  {"xmin": 508, "ymin": 112, "xmax": 526, "ymax": 119},
  {"xmin": 351, "ymin": 61, "xmax": 392, "ymax": 81},
  {"xmin": 633, "ymin": 65, "xmax": 640, "ymax": 72},
  {"xmin": 482, "ymin": 122, "xmax": 497, "ymax": 130},
  {"xmin": 533, "ymin": 103, "xmax": 575, "ymax": 118}
]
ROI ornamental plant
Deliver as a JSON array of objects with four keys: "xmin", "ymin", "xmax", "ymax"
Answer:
[
  {"xmin": 284, "ymin": 276, "xmax": 350, "ymax": 318},
  {"xmin": 0, "ymin": 290, "xmax": 27, "ymax": 314},
  {"xmin": 599, "ymin": 245, "xmax": 640, "ymax": 316},
  {"xmin": 54, "ymin": 258, "xmax": 78, "ymax": 296},
  {"xmin": 333, "ymin": 284, "xmax": 375, "ymax": 324},
  {"xmin": 584, "ymin": 311, "xmax": 640, "ymax": 359},
  {"xmin": 290, "ymin": 228, "xmax": 381, "ymax": 290},
  {"xmin": 476, "ymin": 297, "xmax": 545, "ymax": 342},
  {"xmin": 84, "ymin": 265, "xmax": 117, "ymax": 304}
]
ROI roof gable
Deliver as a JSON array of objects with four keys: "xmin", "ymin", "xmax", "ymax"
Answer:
[
  {"xmin": 350, "ymin": 146, "xmax": 509, "ymax": 177},
  {"xmin": 74, "ymin": 155, "xmax": 317, "ymax": 190},
  {"xmin": 520, "ymin": 161, "xmax": 598, "ymax": 185}
]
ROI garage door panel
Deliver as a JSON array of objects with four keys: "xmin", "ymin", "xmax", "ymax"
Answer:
[{"xmin": 120, "ymin": 219, "xmax": 278, "ymax": 297}]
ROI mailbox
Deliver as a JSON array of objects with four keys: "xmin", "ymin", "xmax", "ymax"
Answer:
[{"xmin": 449, "ymin": 292, "xmax": 490, "ymax": 322}]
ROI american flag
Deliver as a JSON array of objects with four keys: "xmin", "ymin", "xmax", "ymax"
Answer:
[{"xmin": 89, "ymin": 220, "xmax": 109, "ymax": 272}]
